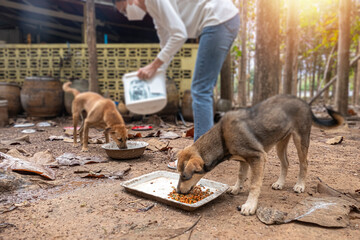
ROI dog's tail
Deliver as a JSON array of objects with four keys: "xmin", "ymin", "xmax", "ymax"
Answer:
[
  {"xmin": 311, "ymin": 108, "xmax": 344, "ymax": 130},
  {"xmin": 62, "ymin": 82, "xmax": 80, "ymax": 96}
]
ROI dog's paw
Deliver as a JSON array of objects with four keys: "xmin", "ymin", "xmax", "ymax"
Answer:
[
  {"xmin": 271, "ymin": 181, "xmax": 284, "ymax": 190},
  {"xmin": 239, "ymin": 202, "xmax": 257, "ymax": 216},
  {"xmin": 227, "ymin": 186, "xmax": 243, "ymax": 195},
  {"xmin": 81, "ymin": 148, "xmax": 89, "ymax": 152},
  {"xmin": 293, "ymin": 183, "xmax": 305, "ymax": 193}
]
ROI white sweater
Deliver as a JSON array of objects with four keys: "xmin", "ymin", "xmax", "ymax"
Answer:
[{"xmin": 145, "ymin": 0, "xmax": 239, "ymax": 65}]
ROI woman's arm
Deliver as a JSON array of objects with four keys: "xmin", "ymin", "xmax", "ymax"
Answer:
[{"xmin": 138, "ymin": 0, "xmax": 187, "ymax": 79}]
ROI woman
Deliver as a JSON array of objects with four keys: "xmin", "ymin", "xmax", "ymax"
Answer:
[{"xmin": 114, "ymin": 0, "xmax": 240, "ymax": 169}]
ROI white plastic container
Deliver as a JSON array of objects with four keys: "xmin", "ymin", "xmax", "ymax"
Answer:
[{"xmin": 122, "ymin": 70, "xmax": 167, "ymax": 115}]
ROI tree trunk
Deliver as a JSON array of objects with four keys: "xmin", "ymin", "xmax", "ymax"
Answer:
[
  {"xmin": 323, "ymin": 48, "xmax": 336, "ymax": 103},
  {"xmin": 292, "ymin": 56, "xmax": 299, "ymax": 95},
  {"xmin": 355, "ymin": 41, "xmax": 360, "ymax": 105},
  {"xmin": 335, "ymin": 0, "xmax": 351, "ymax": 115},
  {"xmin": 310, "ymin": 53, "xmax": 318, "ymax": 98},
  {"xmin": 253, "ymin": 0, "xmax": 280, "ymax": 104},
  {"xmin": 304, "ymin": 63, "xmax": 308, "ymax": 100},
  {"xmin": 298, "ymin": 68, "xmax": 302, "ymax": 98},
  {"xmin": 283, "ymin": 0, "xmax": 299, "ymax": 95},
  {"xmin": 220, "ymin": 53, "xmax": 233, "ymax": 102},
  {"xmin": 86, "ymin": 0, "xmax": 99, "ymax": 93},
  {"xmin": 316, "ymin": 55, "xmax": 322, "ymax": 95},
  {"xmin": 309, "ymin": 54, "xmax": 360, "ymax": 105},
  {"xmin": 237, "ymin": 0, "xmax": 248, "ymax": 107},
  {"xmin": 247, "ymin": 49, "xmax": 251, "ymax": 102}
]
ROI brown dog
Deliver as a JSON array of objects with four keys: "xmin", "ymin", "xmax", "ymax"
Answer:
[
  {"xmin": 63, "ymin": 82, "xmax": 127, "ymax": 151},
  {"xmin": 176, "ymin": 95, "xmax": 344, "ymax": 215}
]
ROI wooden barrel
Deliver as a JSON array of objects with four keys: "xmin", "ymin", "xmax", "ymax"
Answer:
[
  {"xmin": 64, "ymin": 79, "xmax": 89, "ymax": 115},
  {"xmin": 181, "ymin": 89, "xmax": 193, "ymax": 121},
  {"xmin": 21, "ymin": 77, "xmax": 64, "ymax": 117},
  {"xmin": 158, "ymin": 78, "xmax": 179, "ymax": 115},
  {"xmin": 0, "ymin": 99, "xmax": 9, "ymax": 127},
  {"xmin": 0, "ymin": 82, "xmax": 22, "ymax": 117},
  {"xmin": 216, "ymin": 99, "xmax": 232, "ymax": 112},
  {"xmin": 181, "ymin": 90, "xmax": 216, "ymax": 122}
]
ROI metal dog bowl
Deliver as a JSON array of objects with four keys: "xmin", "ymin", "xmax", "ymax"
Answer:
[{"xmin": 102, "ymin": 141, "xmax": 148, "ymax": 159}]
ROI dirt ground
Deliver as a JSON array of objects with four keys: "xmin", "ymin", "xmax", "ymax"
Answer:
[{"xmin": 0, "ymin": 111, "xmax": 359, "ymax": 240}]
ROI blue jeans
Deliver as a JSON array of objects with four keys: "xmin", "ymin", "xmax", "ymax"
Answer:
[{"xmin": 191, "ymin": 14, "xmax": 240, "ymax": 141}]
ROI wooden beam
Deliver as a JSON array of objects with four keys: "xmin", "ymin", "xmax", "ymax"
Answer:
[
  {"xmin": 64, "ymin": 0, "xmax": 114, "ymax": 7},
  {"xmin": 45, "ymin": 29, "xmax": 81, "ymax": 41},
  {"xmin": 23, "ymin": 23, "xmax": 81, "ymax": 42},
  {"xmin": 0, "ymin": 0, "xmax": 104, "ymax": 26},
  {"xmin": 104, "ymin": 21, "xmax": 156, "ymax": 32},
  {"xmin": 87, "ymin": 0, "xmax": 99, "ymax": 93},
  {"xmin": 0, "ymin": 13, "xmax": 121, "ymax": 43},
  {"xmin": 0, "ymin": 13, "xmax": 80, "ymax": 33}
]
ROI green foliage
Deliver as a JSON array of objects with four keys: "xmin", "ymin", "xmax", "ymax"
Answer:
[{"xmin": 232, "ymin": 45, "xmax": 242, "ymax": 58}]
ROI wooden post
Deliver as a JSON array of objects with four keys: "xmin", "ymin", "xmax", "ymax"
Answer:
[
  {"xmin": 237, "ymin": 0, "xmax": 247, "ymax": 107},
  {"xmin": 220, "ymin": 52, "xmax": 233, "ymax": 102},
  {"xmin": 336, "ymin": 0, "xmax": 351, "ymax": 115},
  {"xmin": 86, "ymin": 0, "xmax": 99, "ymax": 93},
  {"xmin": 283, "ymin": 0, "xmax": 299, "ymax": 95},
  {"xmin": 355, "ymin": 42, "xmax": 360, "ymax": 105},
  {"xmin": 253, "ymin": 0, "xmax": 280, "ymax": 104}
]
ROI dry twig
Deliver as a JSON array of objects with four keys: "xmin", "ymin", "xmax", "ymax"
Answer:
[{"xmin": 166, "ymin": 215, "xmax": 202, "ymax": 240}]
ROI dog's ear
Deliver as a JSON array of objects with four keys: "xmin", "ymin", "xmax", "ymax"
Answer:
[{"xmin": 183, "ymin": 157, "xmax": 204, "ymax": 179}]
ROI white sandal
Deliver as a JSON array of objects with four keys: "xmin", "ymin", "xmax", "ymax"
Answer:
[{"xmin": 167, "ymin": 159, "xmax": 178, "ymax": 170}]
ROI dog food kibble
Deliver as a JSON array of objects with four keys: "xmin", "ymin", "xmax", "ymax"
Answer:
[{"xmin": 168, "ymin": 186, "xmax": 214, "ymax": 204}]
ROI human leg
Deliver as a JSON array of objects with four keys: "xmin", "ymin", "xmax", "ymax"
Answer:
[{"xmin": 192, "ymin": 14, "xmax": 240, "ymax": 141}]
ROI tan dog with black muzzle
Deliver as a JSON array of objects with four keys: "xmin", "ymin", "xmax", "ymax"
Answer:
[
  {"xmin": 177, "ymin": 94, "xmax": 344, "ymax": 215},
  {"xmin": 63, "ymin": 82, "xmax": 128, "ymax": 152}
]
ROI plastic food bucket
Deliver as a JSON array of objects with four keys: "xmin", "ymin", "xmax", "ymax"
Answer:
[{"xmin": 122, "ymin": 70, "xmax": 167, "ymax": 115}]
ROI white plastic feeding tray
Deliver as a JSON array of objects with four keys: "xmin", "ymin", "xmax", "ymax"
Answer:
[{"xmin": 121, "ymin": 171, "xmax": 229, "ymax": 211}]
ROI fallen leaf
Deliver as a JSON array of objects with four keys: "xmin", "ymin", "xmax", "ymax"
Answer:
[
  {"xmin": 88, "ymin": 138, "xmax": 105, "ymax": 144},
  {"xmin": 0, "ymin": 152, "xmax": 56, "ymax": 180},
  {"xmin": 326, "ymin": 136, "xmax": 343, "ymax": 145},
  {"xmin": 285, "ymin": 197, "xmax": 353, "ymax": 228},
  {"xmin": 256, "ymin": 207, "xmax": 287, "ymax": 225},
  {"xmin": 64, "ymin": 128, "xmax": 75, "ymax": 136},
  {"xmin": 48, "ymin": 135, "xmax": 65, "ymax": 141},
  {"xmin": 80, "ymin": 171, "xmax": 106, "ymax": 178},
  {"xmin": 63, "ymin": 137, "xmax": 80, "ymax": 143},
  {"xmin": 28, "ymin": 150, "xmax": 57, "ymax": 165},
  {"xmin": 159, "ymin": 131, "xmax": 180, "ymax": 139},
  {"xmin": 55, "ymin": 153, "xmax": 107, "ymax": 166},
  {"xmin": 348, "ymin": 109, "xmax": 356, "ymax": 116},
  {"xmin": 77, "ymin": 166, "xmax": 131, "ymax": 179},
  {"xmin": 146, "ymin": 139, "xmax": 170, "ymax": 151},
  {"xmin": 5, "ymin": 149, "xmax": 25, "ymax": 159},
  {"xmin": 185, "ymin": 127, "xmax": 194, "ymax": 138},
  {"xmin": 146, "ymin": 115, "xmax": 164, "ymax": 127},
  {"xmin": 128, "ymin": 132, "xmax": 142, "ymax": 139},
  {"xmin": 1, "ymin": 135, "xmax": 31, "ymax": 145}
]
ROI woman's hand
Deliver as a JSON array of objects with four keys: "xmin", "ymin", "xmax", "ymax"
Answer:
[{"xmin": 137, "ymin": 58, "xmax": 164, "ymax": 80}]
